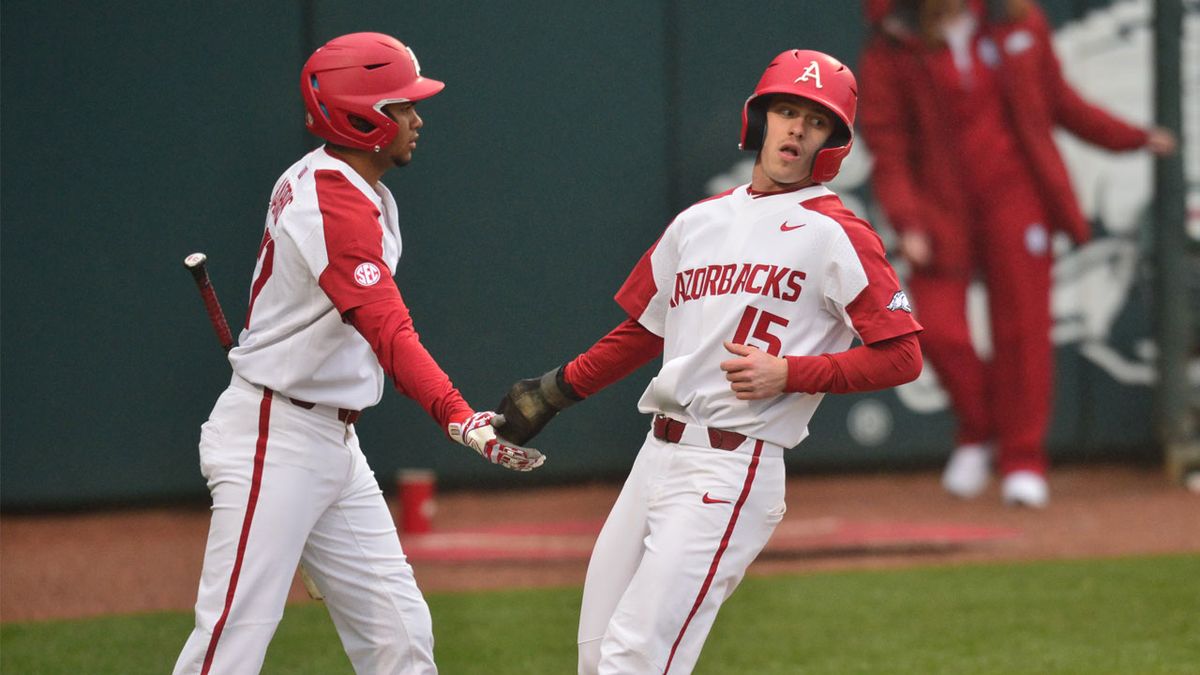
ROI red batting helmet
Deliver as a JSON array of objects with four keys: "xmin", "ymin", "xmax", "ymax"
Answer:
[
  {"xmin": 739, "ymin": 50, "xmax": 858, "ymax": 183},
  {"xmin": 300, "ymin": 32, "xmax": 445, "ymax": 152}
]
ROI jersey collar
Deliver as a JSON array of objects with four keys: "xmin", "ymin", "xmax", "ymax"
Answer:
[{"xmin": 745, "ymin": 183, "xmax": 834, "ymax": 201}]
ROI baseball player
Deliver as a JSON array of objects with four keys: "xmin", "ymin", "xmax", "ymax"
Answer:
[
  {"xmin": 173, "ymin": 33, "xmax": 544, "ymax": 675},
  {"xmin": 495, "ymin": 50, "xmax": 924, "ymax": 674}
]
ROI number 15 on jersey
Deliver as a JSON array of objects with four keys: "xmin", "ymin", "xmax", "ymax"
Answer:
[{"xmin": 731, "ymin": 306, "xmax": 789, "ymax": 356}]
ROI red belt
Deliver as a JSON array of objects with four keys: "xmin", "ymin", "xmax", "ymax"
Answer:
[
  {"xmin": 287, "ymin": 396, "xmax": 361, "ymax": 425},
  {"xmin": 652, "ymin": 414, "xmax": 746, "ymax": 451}
]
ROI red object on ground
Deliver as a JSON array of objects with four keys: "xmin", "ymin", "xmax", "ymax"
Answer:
[{"xmin": 397, "ymin": 469, "xmax": 437, "ymax": 534}]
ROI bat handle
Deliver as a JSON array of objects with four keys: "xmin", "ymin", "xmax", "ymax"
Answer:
[
  {"xmin": 185, "ymin": 253, "xmax": 235, "ymax": 352},
  {"xmin": 198, "ymin": 277, "xmax": 235, "ymax": 351}
]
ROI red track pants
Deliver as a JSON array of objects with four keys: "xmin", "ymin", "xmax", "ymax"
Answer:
[{"xmin": 908, "ymin": 178, "xmax": 1055, "ymax": 476}]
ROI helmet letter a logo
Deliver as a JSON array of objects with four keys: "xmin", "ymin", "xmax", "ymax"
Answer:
[
  {"xmin": 795, "ymin": 61, "xmax": 823, "ymax": 89},
  {"xmin": 406, "ymin": 46, "xmax": 422, "ymax": 75}
]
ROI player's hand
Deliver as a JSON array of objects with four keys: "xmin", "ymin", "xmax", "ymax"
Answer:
[
  {"xmin": 720, "ymin": 341, "xmax": 788, "ymax": 400},
  {"xmin": 448, "ymin": 411, "xmax": 545, "ymax": 471},
  {"xmin": 1145, "ymin": 127, "xmax": 1177, "ymax": 156},
  {"xmin": 493, "ymin": 366, "xmax": 582, "ymax": 446},
  {"xmin": 898, "ymin": 231, "xmax": 933, "ymax": 269}
]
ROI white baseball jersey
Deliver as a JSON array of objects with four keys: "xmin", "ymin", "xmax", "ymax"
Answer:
[
  {"xmin": 615, "ymin": 183, "xmax": 920, "ymax": 448},
  {"xmin": 228, "ymin": 147, "xmax": 401, "ymax": 411}
]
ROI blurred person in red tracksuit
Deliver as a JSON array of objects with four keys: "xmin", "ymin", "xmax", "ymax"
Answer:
[{"xmin": 858, "ymin": 0, "xmax": 1175, "ymax": 507}]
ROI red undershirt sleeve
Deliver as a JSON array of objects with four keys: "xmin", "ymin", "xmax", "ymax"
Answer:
[
  {"xmin": 311, "ymin": 169, "xmax": 472, "ymax": 431},
  {"xmin": 784, "ymin": 331, "xmax": 922, "ymax": 394},
  {"xmin": 345, "ymin": 297, "xmax": 473, "ymax": 431},
  {"xmin": 563, "ymin": 317, "xmax": 664, "ymax": 398}
]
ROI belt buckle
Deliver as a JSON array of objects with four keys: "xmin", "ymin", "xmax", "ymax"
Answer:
[{"xmin": 652, "ymin": 414, "xmax": 681, "ymax": 443}]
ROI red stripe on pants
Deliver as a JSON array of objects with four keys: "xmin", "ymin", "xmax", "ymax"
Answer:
[
  {"xmin": 664, "ymin": 439, "xmax": 763, "ymax": 673},
  {"xmin": 201, "ymin": 388, "xmax": 273, "ymax": 674}
]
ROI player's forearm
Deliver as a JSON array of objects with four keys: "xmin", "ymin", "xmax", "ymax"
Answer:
[
  {"xmin": 563, "ymin": 317, "xmax": 664, "ymax": 398},
  {"xmin": 346, "ymin": 298, "xmax": 473, "ymax": 428},
  {"xmin": 785, "ymin": 331, "xmax": 922, "ymax": 394}
]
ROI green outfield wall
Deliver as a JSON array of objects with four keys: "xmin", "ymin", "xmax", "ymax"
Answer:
[{"xmin": 2, "ymin": 0, "xmax": 1187, "ymax": 508}]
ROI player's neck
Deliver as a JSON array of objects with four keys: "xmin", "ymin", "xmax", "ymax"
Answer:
[
  {"xmin": 325, "ymin": 146, "xmax": 389, "ymax": 186},
  {"xmin": 750, "ymin": 162, "xmax": 815, "ymax": 193}
]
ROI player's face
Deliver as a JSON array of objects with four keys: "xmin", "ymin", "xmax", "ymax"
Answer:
[
  {"xmin": 382, "ymin": 102, "xmax": 423, "ymax": 167},
  {"xmin": 753, "ymin": 95, "xmax": 835, "ymax": 191}
]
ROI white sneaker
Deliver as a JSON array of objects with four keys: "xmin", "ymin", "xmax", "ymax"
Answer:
[
  {"xmin": 1002, "ymin": 471, "xmax": 1049, "ymax": 509},
  {"xmin": 941, "ymin": 444, "xmax": 991, "ymax": 499}
]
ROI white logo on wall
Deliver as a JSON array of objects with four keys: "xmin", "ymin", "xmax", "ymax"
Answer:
[
  {"xmin": 704, "ymin": 0, "xmax": 1198, "ymax": 427},
  {"xmin": 354, "ymin": 262, "xmax": 381, "ymax": 287},
  {"xmin": 848, "ymin": 399, "xmax": 893, "ymax": 446}
]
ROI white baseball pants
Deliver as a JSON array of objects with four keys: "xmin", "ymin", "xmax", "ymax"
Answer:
[
  {"xmin": 174, "ymin": 374, "xmax": 436, "ymax": 675},
  {"xmin": 577, "ymin": 427, "xmax": 786, "ymax": 674}
]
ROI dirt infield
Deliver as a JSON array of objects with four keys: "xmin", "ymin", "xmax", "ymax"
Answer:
[{"xmin": 3, "ymin": 463, "xmax": 1198, "ymax": 623}]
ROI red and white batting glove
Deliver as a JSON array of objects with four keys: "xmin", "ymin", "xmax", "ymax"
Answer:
[{"xmin": 448, "ymin": 411, "xmax": 546, "ymax": 471}]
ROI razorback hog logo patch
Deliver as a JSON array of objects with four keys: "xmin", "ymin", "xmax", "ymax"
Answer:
[{"xmin": 886, "ymin": 290, "xmax": 912, "ymax": 313}]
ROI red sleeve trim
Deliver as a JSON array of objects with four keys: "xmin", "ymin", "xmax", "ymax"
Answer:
[
  {"xmin": 614, "ymin": 237, "xmax": 661, "ymax": 325},
  {"xmin": 563, "ymin": 317, "xmax": 663, "ymax": 398},
  {"xmin": 314, "ymin": 170, "xmax": 398, "ymax": 314},
  {"xmin": 806, "ymin": 195, "xmax": 924, "ymax": 345}
]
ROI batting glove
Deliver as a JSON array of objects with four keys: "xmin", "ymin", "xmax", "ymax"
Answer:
[
  {"xmin": 494, "ymin": 365, "xmax": 582, "ymax": 445},
  {"xmin": 448, "ymin": 411, "xmax": 546, "ymax": 471}
]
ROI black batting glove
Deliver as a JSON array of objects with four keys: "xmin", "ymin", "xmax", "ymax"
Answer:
[{"xmin": 494, "ymin": 365, "xmax": 583, "ymax": 446}]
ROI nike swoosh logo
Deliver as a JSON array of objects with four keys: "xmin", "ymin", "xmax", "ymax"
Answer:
[
  {"xmin": 780, "ymin": 221, "xmax": 805, "ymax": 232},
  {"xmin": 702, "ymin": 492, "xmax": 732, "ymax": 505}
]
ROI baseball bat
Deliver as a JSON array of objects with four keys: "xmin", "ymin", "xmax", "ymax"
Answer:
[
  {"xmin": 182, "ymin": 251, "xmax": 325, "ymax": 601},
  {"xmin": 183, "ymin": 252, "xmax": 235, "ymax": 352}
]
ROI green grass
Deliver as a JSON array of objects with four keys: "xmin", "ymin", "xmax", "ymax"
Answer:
[{"xmin": 3, "ymin": 554, "xmax": 1197, "ymax": 674}]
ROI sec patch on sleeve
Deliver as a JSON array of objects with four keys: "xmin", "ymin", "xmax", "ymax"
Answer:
[{"xmin": 354, "ymin": 262, "xmax": 382, "ymax": 287}]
